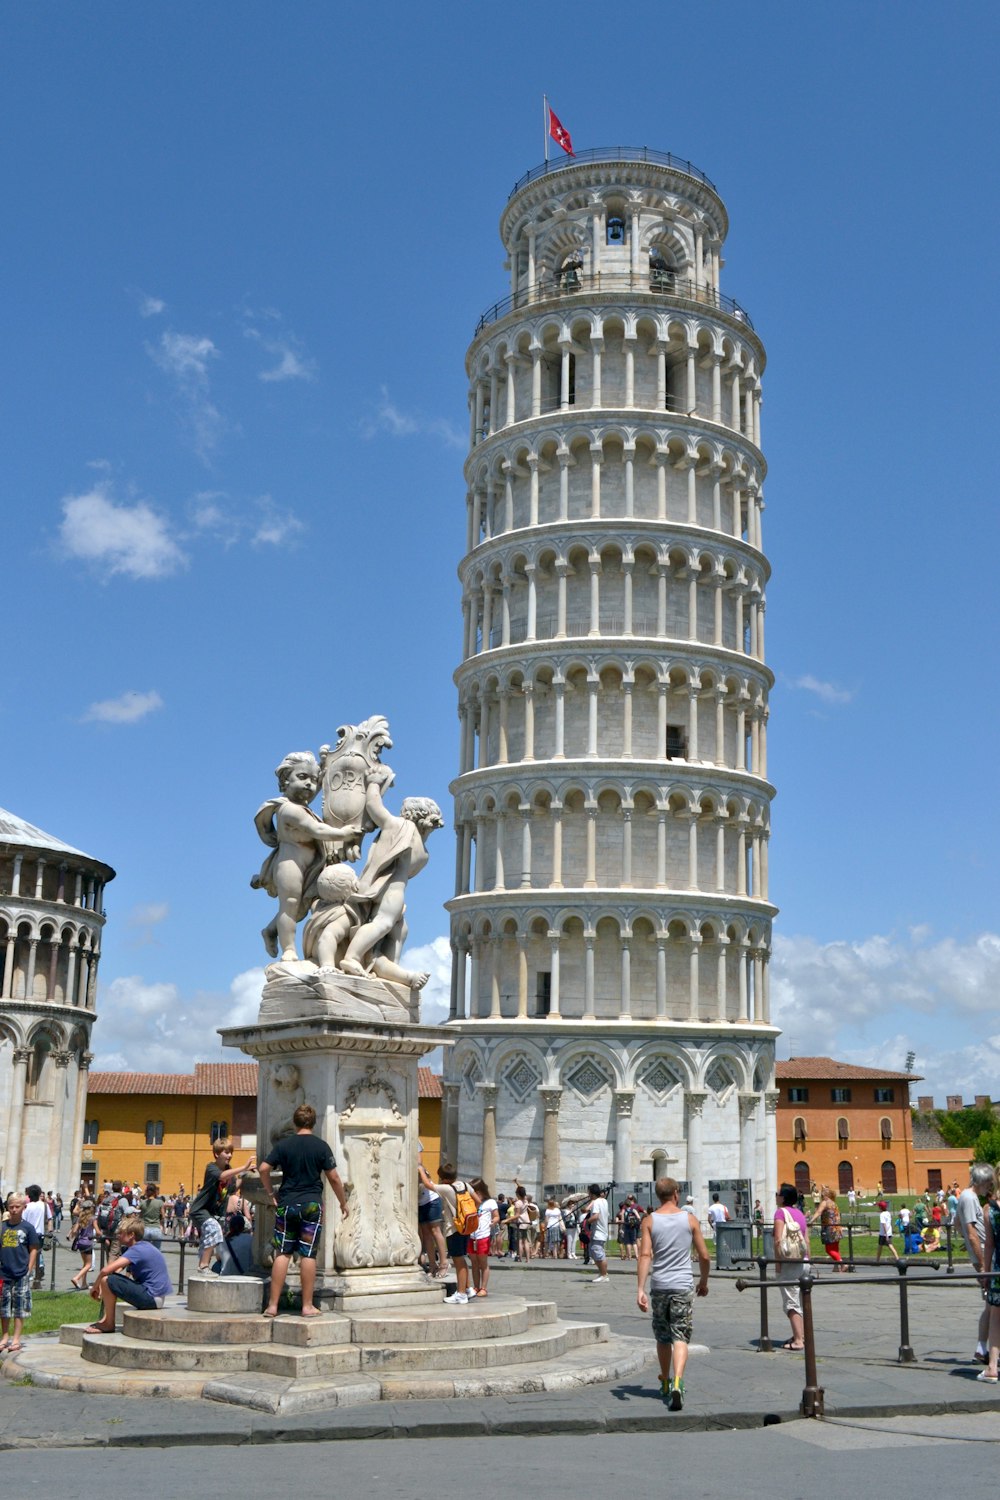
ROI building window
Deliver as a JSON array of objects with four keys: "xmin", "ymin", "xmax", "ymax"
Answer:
[
  {"xmin": 536, "ymin": 972, "xmax": 551, "ymax": 1018},
  {"xmin": 665, "ymin": 725, "xmax": 688, "ymax": 760},
  {"xmin": 880, "ymin": 1116, "xmax": 893, "ymax": 1148},
  {"xmin": 874, "ymin": 1087, "xmax": 895, "ymax": 1103},
  {"xmin": 837, "ymin": 1117, "xmax": 850, "ymax": 1149},
  {"xmin": 882, "ymin": 1159, "xmax": 898, "ymax": 1194},
  {"xmin": 144, "ymin": 1162, "xmax": 161, "ymax": 1187},
  {"xmin": 793, "ymin": 1115, "xmax": 807, "ymax": 1142},
  {"xmin": 787, "ymin": 1087, "xmax": 809, "ymax": 1103},
  {"xmin": 82, "ymin": 1119, "xmax": 99, "ymax": 1145},
  {"xmin": 144, "ymin": 1120, "xmax": 164, "ymax": 1146},
  {"xmin": 210, "ymin": 1120, "xmax": 229, "ymax": 1143},
  {"xmin": 606, "ymin": 216, "xmax": 625, "ymax": 245},
  {"xmin": 830, "ymin": 1087, "xmax": 852, "ymax": 1103},
  {"xmin": 838, "ymin": 1160, "xmax": 854, "ymax": 1194}
]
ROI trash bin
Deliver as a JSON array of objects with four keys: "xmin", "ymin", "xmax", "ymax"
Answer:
[{"xmin": 715, "ymin": 1218, "xmax": 753, "ymax": 1269}]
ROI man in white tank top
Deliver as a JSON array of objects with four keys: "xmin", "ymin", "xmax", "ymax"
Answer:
[{"xmin": 636, "ymin": 1176, "xmax": 710, "ymax": 1410}]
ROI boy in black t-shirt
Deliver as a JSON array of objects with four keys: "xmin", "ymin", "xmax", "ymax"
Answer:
[
  {"xmin": 189, "ymin": 1140, "xmax": 256, "ymax": 1270},
  {"xmin": 259, "ymin": 1103, "xmax": 349, "ymax": 1317}
]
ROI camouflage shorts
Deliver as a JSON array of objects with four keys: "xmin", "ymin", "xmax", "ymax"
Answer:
[{"xmin": 650, "ymin": 1287, "xmax": 694, "ymax": 1345}]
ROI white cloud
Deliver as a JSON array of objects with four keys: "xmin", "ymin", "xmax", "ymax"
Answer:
[
  {"xmin": 128, "ymin": 902, "xmax": 169, "ymax": 928},
  {"xmin": 251, "ymin": 496, "xmax": 305, "ymax": 548},
  {"xmin": 147, "ymin": 330, "xmax": 224, "ymax": 459},
  {"xmin": 401, "ymin": 935, "xmax": 451, "ymax": 1026},
  {"xmin": 787, "ymin": 674, "xmax": 854, "ymax": 706},
  {"xmin": 93, "ymin": 967, "xmax": 264, "ymax": 1072},
  {"xmin": 59, "ymin": 484, "xmax": 186, "ymax": 580},
  {"xmin": 771, "ymin": 928, "xmax": 1000, "ymax": 1101},
  {"xmin": 242, "ymin": 308, "xmax": 317, "ymax": 384},
  {"xmin": 362, "ymin": 386, "xmax": 464, "ymax": 450},
  {"xmin": 81, "ymin": 689, "xmax": 164, "ymax": 725},
  {"xmin": 138, "ymin": 293, "xmax": 166, "ymax": 318}
]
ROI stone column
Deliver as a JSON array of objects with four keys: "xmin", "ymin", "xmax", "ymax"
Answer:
[
  {"xmin": 493, "ymin": 813, "xmax": 505, "ymax": 891},
  {"xmin": 538, "ymin": 1087, "xmax": 562, "ymax": 1188},
  {"xmin": 588, "ymin": 554, "xmax": 601, "ymax": 631},
  {"xmin": 586, "ymin": 673, "xmax": 599, "ymax": 755},
  {"xmin": 584, "ymin": 804, "xmax": 598, "ymax": 886},
  {"xmin": 688, "ymin": 935, "xmax": 701, "ymax": 1020},
  {"xmin": 685, "ymin": 1091, "xmax": 707, "ymax": 1210},
  {"xmin": 51, "ymin": 1049, "xmax": 72, "ymax": 1188},
  {"xmin": 548, "ymin": 930, "xmax": 561, "ymax": 1019},
  {"xmin": 3, "ymin": 1048, "xmax": 29, "ymax": 1190},
  {"xmin": 583, "ymin": 933, "xmax": 596, "ymax": 1019},
  {"xmin": 737, "ymin": 940, "xmax": 750, "ymax": 1021},
  {"xmin": 622, "ymin": 679, "xmax": 634, "ymax": 757},
  {"xmin": 738, "ymin": 1092, "xmax": 759, "ymax": 1190},
  {"xmin": 620, "ymin": 936, "xmax": 632, "ymax": 1019},
  {"xmin": 624, "ymin": 337, "xmax": 636, "ymax": 406},
  {"xmin": 489, "ymin": 934, "xmax": 503, "ymax": 1018},
  {"xmin": 621, "ymin": 807, "xmax": 633, "ymax": 886},
  {"xmin": 442, "ymin": 1081, "xmax": 461, "ymax": 1167},
  {"xmin": 452, "ymin": 938, "xmax": 467, "ymax": 1019},
  {"xmin": 516, "ymin": 936, "xmax": 529, "ymax": 1019},
  {"xmin": 555, "ymin": 564, "xmax": 568, "ymax": 637},
  {"xmin": 764, "ymin": 1091, "xmax": 780, "ymax": 1204},
  {"xmin": 523, "ymin": 683, "xmax": 535, "ymax": 760},
  {"xmin": 469, "ymin": 937, "xmax": 481, "ymax": 1017},
  {"xmin": 589, "ymin": 449, "xmax": 602, "ymax": 520},
  {"xmin": 525, "ymin": 563, "xmax": 537, "ymax": 638},
  {"xmin": 24, "ymin": 938, "xmax": 38, "ymax": 1001},
  {"xmin": 551, "ymin": 802, "xmax": 563, "ymax": 887},
  {"xmin": 519, "ymin": 805, "xmax": 532, "ymax": 887},
  {"xmin": 613, "ymin": 1090, "xmax": 636, "ymax": 1180},
  {"xmin": 69, "ymin": 1049, "xmax": 94, "ymax": 1198},
  {"xmin": 623, "ymin": 445, "xmax": 635, "ymax": 516},
  {"xmin": 590, "ymin": 336, "xmax": 603, "ymax": 408},
  {"xmin": 716, "ymin": 935, "xmax": 729, "ymax": 1021},
  {"xmin": 655, "ymin": 936, "xmax": 668, "ymax": 1018},
  {"xmin": 11, "ymin": 854, "xmax": 23, "ymax": 897},
  {"xmin": 1, "ymin": 930, "xmax": 16, "ymax": 999},
  {"xmin": 479, "ymin": 1083, "xmax": 499, "ymax": 1190}
]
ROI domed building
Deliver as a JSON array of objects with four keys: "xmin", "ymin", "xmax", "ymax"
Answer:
[{"xmin": 0, "ymin": 808, "xmax": 115, "ymax": 1196}]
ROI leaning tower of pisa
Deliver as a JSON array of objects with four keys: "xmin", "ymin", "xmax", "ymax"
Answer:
[{"xmin": 441, "ymin": 148, "xmax": 778, "ymax": 1211}]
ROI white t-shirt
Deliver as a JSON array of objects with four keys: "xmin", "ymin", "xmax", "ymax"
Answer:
[
  {"xmin": 879, "ymin": 1209, "xmax": 893, "ymax": 1238},
  {"xmin": 707, "ymin": 1202, "xmax": 729, "ymax": 1227},
  {"xmin": 22, "ymin": 1201, "xmax": 49, "ymax": 1237},
  {"xmin": 544, "ymin": 1206, "xmax": 563, "ymax": 1229},
  {"xmin": 475, "ymin": 1199, "xmax": 497, "ymax": 1240},
  {"xmin": 899, "ymin": 1207, "xmax": 910, "ymax": 1227},
  {"xmin": 588, "ymin": 1197, "xmax": 609, "ymax": 1242}
]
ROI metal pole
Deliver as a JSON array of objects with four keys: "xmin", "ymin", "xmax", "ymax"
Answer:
[
  {"xmin": 945, "ymin": 1222, "xmax": 955, "ymax": 1274},
  {"xmin": 178, "ymin": 1239, "xmax": 186, "ymax": 1295},
  {"xmin": 757, "ymin": 1255, "xmax": 773, "ymax": 1351},
  {"xmin": 845, "ymin": 1223, "xmax": 856, "ymax": 1271},
  {"xmin": 897, "ymin": 1260, "xmax": 914, "ymax": 1361},
  {"xmin": 49, "ymin": 1234, "xmax": 56, "ymax": 1291},
  {"xmin": 799, "ymin": 1275, "xmax": 824, "ymax": 1417}
]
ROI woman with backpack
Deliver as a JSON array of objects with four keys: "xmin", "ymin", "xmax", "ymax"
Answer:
[{"xmin": 773, "ymin": 1183, "xmax": 810, "ymax": 1350}]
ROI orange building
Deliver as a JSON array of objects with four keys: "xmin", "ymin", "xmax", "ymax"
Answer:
[
  {"xmin": 83, "ymin": 1062, "xmax": 443, "ymax": 1197},
  {"xmin": 776, "ymin": 1057, "xmax": 921, "ymax": 1197}
]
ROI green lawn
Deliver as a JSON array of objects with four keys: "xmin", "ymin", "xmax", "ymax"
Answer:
[{"xmin": 23, "ymin": 1290, "xmax": 93, "ymax": 1333}]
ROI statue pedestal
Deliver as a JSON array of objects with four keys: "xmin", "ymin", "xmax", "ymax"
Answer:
[{"xmin": 221, "ymin": 975, "xmax": 452, "ymax": 1313}]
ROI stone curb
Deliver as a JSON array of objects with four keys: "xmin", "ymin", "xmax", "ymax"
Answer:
[{"xmin": 4, "ymin": 1392, "xmax": 1000, "ymax": 1449}]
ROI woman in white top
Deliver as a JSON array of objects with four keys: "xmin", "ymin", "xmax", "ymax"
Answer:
[
  {"xmin": 543, "ymin": 1199, "xmax": 563, "ymax": 1258},
  {"xmin": 468, "ymin": 1177, "xmax": 499, "ymax": 1296}
]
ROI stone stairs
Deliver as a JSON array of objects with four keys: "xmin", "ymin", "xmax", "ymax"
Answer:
[{"xmin": 7, "ymin": 1274, "xmax": 650, "ymax": 1412}]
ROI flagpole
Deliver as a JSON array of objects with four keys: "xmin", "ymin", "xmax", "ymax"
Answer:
[{"xmin": 543, "ymin": 94, "xmax": 548, "ymax": 161}]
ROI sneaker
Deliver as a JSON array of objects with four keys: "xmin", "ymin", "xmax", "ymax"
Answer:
[
  {"xmin": 669, "ymin": 1378, "xmax": 684, "ymax": 1411},
  {"xmin": 590, "ymin": 1275, "xmax": 610, "ymax": 1284},
  {"xmin": 443, "ymin": 1291, "xmax": 469, "ymax": 1304}
]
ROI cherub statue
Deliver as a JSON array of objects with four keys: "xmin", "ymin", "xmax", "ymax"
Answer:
[
  {"xmin": 301, "ymin": 863, "xmax": 361, "ymax": 970},
  {"xmin": 338, "ymin": 778, "xmax": 443, "ymax": 989},
  {"xmin": 251, "ymin": 752, "xmax": 351, "ymax": 960}
]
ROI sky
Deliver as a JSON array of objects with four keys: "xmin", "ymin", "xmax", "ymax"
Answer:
[{"xmin": 2, "ymin": 2, "xmax": 999, "ymax": 1105}]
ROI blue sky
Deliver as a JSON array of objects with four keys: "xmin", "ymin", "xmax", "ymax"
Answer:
[{"xmin": 3, "ymin": 3, "xmax": 999, "ymax": 1102}]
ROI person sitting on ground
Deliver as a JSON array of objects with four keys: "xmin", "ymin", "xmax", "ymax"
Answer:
[
  {"xmin": 86, "ymin": 1216, "xmax": 173, "ymax": 1333},
  {"xmin": 0, "ymin": 1195, "xmax": 40, "ymax": 1354},
  {"xmin": 259, "ymin": 1103, "xmax": 349, "ymax": 1318},
  {"xmin": 636, "ymin": 1175, "xmax": 710, "ymax": 1411}
]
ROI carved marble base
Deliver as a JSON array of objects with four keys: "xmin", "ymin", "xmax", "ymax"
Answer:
[
  {"xmin": 259, "ymin": 963, "xmax": 419, "ymax": 1025},
  {"xmin": 220, "ymin": 1013, "xmax": 452, "ymax": 1306}
]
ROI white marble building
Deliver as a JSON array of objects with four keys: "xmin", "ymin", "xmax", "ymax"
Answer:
[
  {"xmin": 441, "ymin": 148, "xmax": 779, "ymax": 1206},
  {"xmin": 0, "ymin": 809, "xmax": 114, "ymax": 1196}
]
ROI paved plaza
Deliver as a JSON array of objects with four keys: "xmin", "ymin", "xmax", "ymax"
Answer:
[{"xmin": 2, "ymin": 1258, "xmax": 999, "ymax": 1448}]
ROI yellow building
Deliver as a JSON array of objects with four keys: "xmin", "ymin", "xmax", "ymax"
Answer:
[{"xmin": 84, "ymin": 1062, "xmax": 442, "ymax": 1196}]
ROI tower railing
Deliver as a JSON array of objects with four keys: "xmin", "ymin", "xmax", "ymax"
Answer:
[
  {"xmin": 508, "ymin": 147, "xmax": 718, "ymax": 198},
  {"xmin": 475, "ymin": 272, "xmax": 754, "ymax": 338}
]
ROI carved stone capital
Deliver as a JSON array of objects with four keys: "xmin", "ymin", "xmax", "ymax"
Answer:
[
  {"xmin": 477, "ymin": 1082, "xmax": 499, "ymax": 1110},
  {"xmin": 441, "ymin": 1081, "xmax": 461, "ymax": 1104},
  {"xmin": 738, "ymin": 1091, "xmax": 758, "ymax": 1123},
  {"xmin": 685, "ymin": 1090, "xmax": 708, "ymax": 1118},
  {"xmin": 613, "ymin": 1089, "xmax": 636, "ymax": 1118},
  {"xmin": 53, "ymin": 1050, "xmax": 72, "ymax": 1069},
  {"xmin": 79, "ymin": 1051, "xmax": 95, "ymax": 1071},
  {"xmin": 764, "ymin": 1090, "xmax": 780, "ymax": 1116},
  {"xmin": 538, "ymin": 1086, "xmax": 563, "ymax": 1116}
]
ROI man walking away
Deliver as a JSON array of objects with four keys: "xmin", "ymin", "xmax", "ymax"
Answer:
[
  {"xmin": 636, "ymin": 1177, "xmax": 710, "ymax": 1410},
  {"xmin": 957, "ymin": 1163, "xmax": 996, "ymax": 1363},
  {"xmin": 706, "ymin": 1193, "xmax": 730, "ymax": 1239},
  {"xmin": 584, "ymin": 1184, "xmax": 610, "ymax": 1284}
]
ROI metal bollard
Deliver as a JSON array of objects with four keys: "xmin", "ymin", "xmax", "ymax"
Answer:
[
  {"xmin": 178, "ymin": 1239, "xmax": 186, "ymax": 1295},
  {"xmin": 755, "ymin": 1255, "xmax": 773, "ymax": 1351},
  {"xmin": 845, "ymin": 1223, "xmax": 856, "ymax": 1271},
  {"xmin": 945, "ymin": 1223, "xmax": 955, "ymax": 1274},
  {"xmin": 48, "ymin": 1234, "xmax": 57, "ymax": 1291},
  {"xmin": 800, "ymin": 1274, "xmax": 824, "ymax": 1417},
  {"xmin": 895, "ymin": 1259, "xmax": 914, "ymax": 1361}
]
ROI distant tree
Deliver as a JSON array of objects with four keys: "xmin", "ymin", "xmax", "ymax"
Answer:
[{"xmin": 935, "ymin": 1107, "xmax": 995, "ymax": 1148}]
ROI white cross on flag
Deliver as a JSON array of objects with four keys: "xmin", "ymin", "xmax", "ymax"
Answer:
[{"xmin": 548, "ymin": 106, "xmax": 574, "ymax": 157}]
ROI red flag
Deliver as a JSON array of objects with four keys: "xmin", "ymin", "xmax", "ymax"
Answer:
[{"xmin": 548, "ymin": 106, "xmax": 574, "ymax": 157}]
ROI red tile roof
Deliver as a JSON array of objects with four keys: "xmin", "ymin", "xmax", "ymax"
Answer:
[
  {"xmin": 777, "ymin": 1057, "xmax": 922, "ymax": 1083},
  {"xmin": 418, "ymin": 1068, "xmax": 442, "ymax": 1099},
  {"xmin": 89, "ymin": 1063, "xmax": 258, "ymax": 1097}
]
